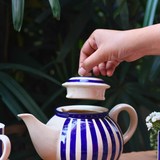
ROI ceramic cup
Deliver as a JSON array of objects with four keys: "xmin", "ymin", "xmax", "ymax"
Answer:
[{"xmin": 0, "ymin": 123, "xmax": 11, "ymax": 160}]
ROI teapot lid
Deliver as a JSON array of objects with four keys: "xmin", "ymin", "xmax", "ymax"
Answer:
[{"xmin": 62, "ymin": 77, "xmax": 110, "ymax": 100}]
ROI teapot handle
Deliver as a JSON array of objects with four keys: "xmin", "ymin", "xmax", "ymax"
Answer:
[
  {"xmin": 0, "ymin": 135, "xmax": 11, "ymax": 160},
  {"xmin": 109, "ymin": 103, "xmax": 138, "ymax": 144}
]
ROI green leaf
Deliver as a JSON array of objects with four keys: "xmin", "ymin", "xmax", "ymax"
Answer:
[
  {"xmin": 114, "ymin": 0, "xmax": 126, "ymax": 18},
  {"xmin": 0, "ymin": 63, "xmax": 61, "ymax": 86},
  {"xmin": 115, "ymin": 0, "xmax": 129, "ymax": 29},
  {"xmin": 143, "ymin": 0, "xmax": 158, "ymax": 27},
  {"xmin": 119, "ymin": 62, "xmax": 130, "ymax": 84},
  {"xmin": 35, "ymin": 8, "xmax": 52, "ymax": 23},
  {"xmin": 41, "ymin": 87, "xmax": 65, "ymax": 110},
  {"xmin": 11, "ymin": 0, "xmax": 25, "ymax": 31},
  {"xmin": 149, "ymin": 56, "xmax": 160, "ymax": 81},
  {"xmin": 138, "ymin": 112, "xmax": 151, "ymax": 150},
  {"xmin": 122, "ymin": 111, "xmax": 140, "ymax": 151},
  {"xmin": 102, "ymin": 0, "xmax": 106, "ymax": 5},
  {"xmin": 131, "ymin": 94, "xmax": 160, "ymax": 112},
  {"xmin": 56, "ymin": 4, "xmax": 92, "ymax": 62},
  {"xmin": 48, "ymin": 0, "xmax": 61, "ymax": 20},
  {"xmin": 0, "ymin": 83, "xmax": 24, "ymax": 119},
  {"xmin": 138, "ymin": 57, "xmax": 153, "ymax": 84},
  {"xmin": 104, "ymin": 91, "xmax": 119, "ymax": 109},
  {"xmin": 0, "ymin": 72, "xmax": 48, "ymax": 123}
]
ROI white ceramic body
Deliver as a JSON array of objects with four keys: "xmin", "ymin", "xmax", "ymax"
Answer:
[
  {"xmin": 0, "ymin": 123, "xmax": 11, "ymax": 160},
  {"xmin": 62, "ymin": 77, "xmax": 110, "ymax": 100},
  {"xmin": 18, "ymin": 103, "xmax": 138, "ymax": 160}
]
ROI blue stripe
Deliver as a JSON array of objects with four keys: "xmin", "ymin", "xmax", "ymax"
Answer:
[
  {"xmin": 60, "ymin": 118, "xmax": 71, "ymax": 160},
  {"xmin": 109, "ymin": 116, "xmax": 124, "ymax": 144},
  {"xmin": 88, "ymin": 119, "xmax": 98, "ymax": 160},
  {"xmin": 67, "ymin": 79, "xmax": 105, "ymax": 84},
  {"xmin": 95, "ymin": 119, "xmax": 108, "ymax": 160},
  {"xmin": 107, "ymin": 117, "xmax": 122, "ymax": 160},
  {"xmin": 0, "ymin": 128, "xmax": 2, "ymax": 157},
  {"xmin": 70, "ymin": 119, "xmax": 77, "ymax": 160},
  {"xmin": 56, "ymin": 108, "xmax": 109, "ymax": 119},
  {"xmin": 81, "ymin": 119, "xmax": 87, "ymax": 160},
  {"xmin": 158, "ymin": 131, "xmax": 160, "ymax": 160},
  {"xmin": 102, "ymin": 119, "xmax": 116, "ymax": 160}
]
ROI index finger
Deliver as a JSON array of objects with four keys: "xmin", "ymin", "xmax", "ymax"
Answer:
[{"xmin": 79, "ymin": 36, "xmax": 98, "ymax": 68}]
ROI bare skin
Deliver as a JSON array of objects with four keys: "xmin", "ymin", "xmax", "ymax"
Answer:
[{"xmin": 78, "ymin": 24, "xmax": 160, "ymax": 77}]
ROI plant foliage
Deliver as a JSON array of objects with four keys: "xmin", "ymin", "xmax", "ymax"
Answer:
[{"xmin": 1, "ymin": 0, "xmax": 160, "ymax": 159}]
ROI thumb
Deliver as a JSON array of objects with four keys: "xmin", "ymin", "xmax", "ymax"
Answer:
[{"xmin": 78, "ymin": 47, "xmax": 108, "ymax": 76}]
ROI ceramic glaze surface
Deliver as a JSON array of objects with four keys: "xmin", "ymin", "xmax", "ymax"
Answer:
[
  {"xmin": 18, "ymin": 104, "xmax": 138, "ymax": 160},
  {"xmin": 55, "ymin": 105, "xmax": 123, "ymax": 160},
  {"xmin": 62, "ymin": 77, "xmax": 110, "ymax": 100},
  {"xmin": 0, "ymin": 123, "xmax": 11, "ymax": 160},
  {"xmin": 59, "ymin": 116, "xmax": 123, "ymax": 160}
]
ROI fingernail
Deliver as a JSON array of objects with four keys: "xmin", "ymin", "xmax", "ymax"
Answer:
[{"xmin": 78, "ymin": 67, "xmax": 86, "ymax": 76}]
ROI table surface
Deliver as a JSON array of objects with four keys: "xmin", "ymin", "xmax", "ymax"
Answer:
[{"xmin": 120, "ymin": 150, "xmax": 157, "ymax": 160}]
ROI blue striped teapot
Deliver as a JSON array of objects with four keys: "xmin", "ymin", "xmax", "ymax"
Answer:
[{"xmin": 18, "ymin": 103, "xmax": 137, "ymax": 160}]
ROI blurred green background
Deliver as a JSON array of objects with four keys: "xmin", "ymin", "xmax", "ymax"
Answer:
[{"xmin": 1, "ymin": 0, "xmax": 160, "ymax": 159}]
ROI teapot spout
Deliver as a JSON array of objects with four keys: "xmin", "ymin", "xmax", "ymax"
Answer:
[{"xmin": 18, "ymin": 113, "xmax": 59, "ymax": 160}]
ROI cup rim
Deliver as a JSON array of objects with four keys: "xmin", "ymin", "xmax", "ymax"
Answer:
[{"xmin": 0, "ymin": 123, "xmax": 5, "ymax": 128}]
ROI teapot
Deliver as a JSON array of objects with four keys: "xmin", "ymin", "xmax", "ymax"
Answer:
[
  {"xmin": 18, "ymin": 77, "xmax": 138, "ymax": 160},
  {"xmin": 18, "ymin": 104, "xmax": 137, "ymax": 160}
]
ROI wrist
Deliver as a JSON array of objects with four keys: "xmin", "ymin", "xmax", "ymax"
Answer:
[{"xmin": 124, "ymin": 25, "xmax": 160, "ymax": 60}]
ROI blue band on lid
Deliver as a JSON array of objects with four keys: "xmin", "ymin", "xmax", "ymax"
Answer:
[{"xmin": 67, "ymin": 79, "xmax": 105, "ymax": 84}]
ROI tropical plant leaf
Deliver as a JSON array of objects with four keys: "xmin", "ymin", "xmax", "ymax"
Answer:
[
  {"xmin": 124, "ymin": 82, "xmax": 144, "ymax": 95},
  {"xmin": 143, "ymin": 0, "xmax": 158, "ymax": 27},
  {"xmin": 41, "ymin": 87, "xmax": 65, "ymax": 110},
  {"xmin": 104, "ymin": 91, "xmax": 119, "ymax": 109},
  {"xmin": 35, "ymin": 8, "xmax": 52, "ymax": 23},
  {"xmin": 0, "ymin": 83, "xmax": 24, "ymax": 119},
  {"xmin": 122, "ymin": 111, "xmax": 140, "ymax": 151},
  {"xmin": 115, "ymin": 0, "xmax": 129, "ymax": 29},
  {"xmin": 56, "ymin": 3, "xmax": 93, "ymax": 62},
  {"xmin": 138, "ymin": 57, "xmax": 154, "ymax": 84},
  {"xmin": 119, "ymin": 62, "xmax": 130, "ymax": 84},
  {"xmin": 0, "ymin": 63, "xmax": 61, "ymax": 86},
  {"xmin": 118, "ymin": 91, "xmax": 151, "ymax": 150},
  {"xmin": 112, "ymin": 92, "xmax": 141, "ymax": 151},
  {"xmin": 102, "ymin": 0, "xmax": 106, "ymax": 5},
  {"xmin": 48, "ymin": 0, "xmax": 61, "ymax": 20},
  {"xmin": 0, "ymin": 72, "xmax": 48, "ymax": 123},
  {"xmin": 137, "ymin": 111, "xmax": 151, "ymax": 150},
  {"xmin": 131, "ymin": 94, "xmax": 160, "ymax": 112},
  {"xmin": 149, "ymin": 56, "xmax": 160, "ymax": 81},
  {"xmin": 11, "ymin": 0, "xmax": 25, "ymax": 31},
  {"xmin": 114, "ymin": 0, "xmax": 126, "ymax": 18}
]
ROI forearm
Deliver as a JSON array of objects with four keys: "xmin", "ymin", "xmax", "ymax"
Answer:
[
  {"xmin": 78, "ymin": 24, "xmax": 160, "ymax": 76},
  {"xmin": 125, "ymin": 24, "xmax": 160, "ymax": 59}
]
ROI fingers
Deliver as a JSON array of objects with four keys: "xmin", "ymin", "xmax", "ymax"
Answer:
[
  {"xmin": 92, "ymin": 61, "xmax": 120, "ymax": 77},
  {"xmin": 79, "ymin": 45, "xmax": 121, "ymax": 76},
  {"xmin": 93, "ymin": 66, "xmax": 100, "ymax": 76},
  {"xmin": 79, "ymin": 47, "xmax": 107, "ymax": 76},
  {"xmin": 78, "ymin": 29, "xmax": 122, "ymax": 76},
  {"xmin": 106, "ymin": 60, "xmax": 121, "ymax": 76},
  {"xmin": 98, "ymin": 63, "xmax": 107, "ymax": 76},
  {"xmin": 79, "ymin": 35, "xmax": 98, "ymax": 68}
]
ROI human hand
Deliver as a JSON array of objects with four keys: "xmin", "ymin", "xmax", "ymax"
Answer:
[{"xmin": 78, "ymin": 26, "xmax": 160, "ymax": 77}]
